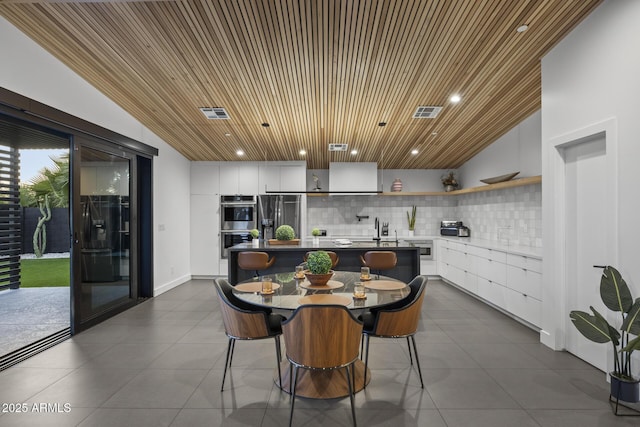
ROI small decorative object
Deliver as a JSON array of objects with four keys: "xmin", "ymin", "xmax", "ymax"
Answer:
[
  {"xmin": 407, "ymin": 205, "xmax": 417, "ymax": 233},
  {"xmin": 261, "ymin": 277, "xmax": 273, "ymax": 294},
  {"xmin": 312, "ymin": 174, "xmax": 321, "ymax": 191},
  {"xmin": 353, "ymin": 282, "xmax": 366, "ymax": 299},
  {"xmin": 360, "ymin": 266, "xmax": 370, "ymax": 281},
  {"xmin": 250, "ymin": 228, "xmax": 260, "ymax": 247},
  {"xmin": 569, "ymin": 266, "xmax": 640, "ymax": 408},
  {"xmin": 295, "ymin": 265, "xmax": 305, "ymax": 279},
  {"xmin": 311, "ymin": 227, "xmax": 321, "ymax": 245},
  {"xmin": 304, "ymin": 251, "xmax": 334, "ymax": 286},
  {"xmin": 441, "ymin": 170, "xmax": 459, "ymax": 192},
  {"xmin": 269, "ymin": 224, "xmax": 300, "ymax": 245},
  {"xmin": 391, "ymin": 178, "xmax": 403, "ymax": 192},
  {"xmin": 480, "ymin": 171, "xmax": 520, "ymax": 185}
]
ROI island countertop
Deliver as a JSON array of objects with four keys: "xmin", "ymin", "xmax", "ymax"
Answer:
[{"xmin": 227, "ymin": 239, "xmax": 420, "ymax": 284}]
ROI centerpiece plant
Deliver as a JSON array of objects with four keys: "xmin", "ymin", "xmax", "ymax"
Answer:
[
  {"xmin": 250, "ymin": 228, "xmax": 260, "ymax": 247},
  {"xmin": 275, "ymin": 225, "xmax": 295, "ymax": 240},
  {"xmin": 304, "ymin": 251, "xmax": 334, "ymax": 286},
  {"xmin": 569, "ymin": 266, "xmax": 640, "ymax": 402}
]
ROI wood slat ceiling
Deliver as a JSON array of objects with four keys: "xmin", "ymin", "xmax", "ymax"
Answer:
[{"xmin": 0, "ymin": 0, "xmax": 601, "ymax": 169}]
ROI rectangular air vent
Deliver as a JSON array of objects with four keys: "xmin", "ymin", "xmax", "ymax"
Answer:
[
  {"xmin": 199, "ymin": 107, "xmax": 230, "ymax": 120},
  {"xmin": 413, "ymin": 106, "xmax": 442, "ymax": 119},
  {"xmin": 329, "ymin": 143, "xmax": 348, "ymax": 151}
]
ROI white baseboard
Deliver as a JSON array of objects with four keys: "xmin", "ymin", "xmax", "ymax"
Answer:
[{"xmin": 154, "ymin": 274, "xmax": 191, "ymax": 296}]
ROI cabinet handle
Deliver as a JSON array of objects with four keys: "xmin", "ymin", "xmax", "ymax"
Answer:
[
  {"xmin": 523, "ymin": 294, "xmax": 528, "ymax": 297},
  {"xmin": 522, "ymin": 268, "xmax": 527, "ymax": 272}
]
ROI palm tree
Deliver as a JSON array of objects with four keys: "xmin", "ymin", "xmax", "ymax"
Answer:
[{"xmin": 20, "ymin": 153, "xmax": 69, "ymax": 208}]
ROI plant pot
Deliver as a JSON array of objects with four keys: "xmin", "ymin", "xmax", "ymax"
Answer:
[
  {"xmin": 312, "ymin": 236, "xmax": 320, "ymax": 246},
  {"xmin": 303, "ymin": 270, "xmax": 334, "ymax": 287},
  {"xmin": 610, "ymin": 373, "xmax": 640, "ymax": 403},
  {"xmin": 268, "ymin": 238, "xmax": 301, "ymax": 245},
  {"xmin": 444, "ymin": 184, "xmax": 456, "ymax": 192},
  {"xmin": 251, "ymin": 238, "xmax": 260, "ymax": 247},
  {"xmin": 407, "ymin": 230, "xmax": 414, "ymax": 237}
]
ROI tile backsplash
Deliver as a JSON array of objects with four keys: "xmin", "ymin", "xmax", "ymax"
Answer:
[{"xmin": 306, "ymin": 183, "xmax": 542, "ymax": 247}]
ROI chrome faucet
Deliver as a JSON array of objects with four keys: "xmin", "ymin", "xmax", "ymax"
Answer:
[{"xmin": 373, "ymin": 217, "xmax": 381, "ymax": 242}]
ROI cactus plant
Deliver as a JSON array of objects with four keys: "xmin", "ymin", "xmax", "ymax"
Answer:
[
  {"xmin": 33, "ymin": 194, "xmax": 51, "ymax": 258},
  {"xmin": 275, "ymin": 224, "xmax": 295, "ymax": 240}
]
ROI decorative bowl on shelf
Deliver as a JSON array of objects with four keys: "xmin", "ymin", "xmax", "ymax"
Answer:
[
  {"xmin": 480, "ymin": 171, "xmax": 520, "ymax": 185},
  {"xmin": 303, "ymin": 270, "xmax": 334, "ymax": 287}
]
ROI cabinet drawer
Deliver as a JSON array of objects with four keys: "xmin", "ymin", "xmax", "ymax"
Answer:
[
  {"xmin": 506, "ymin": 254, "xmax": 542, "ymax": 273},
  {"xmin": 477, "ymin": 277, "xmax": 505, "ymax": 306},
  {"xmin": 476, "ymin": 256, "xmax": 506, "ymax": 285},
  {"xmin": 503, "ymin": 286, "xmax": 541, "ymax": 327},
  {"xmin": 506, "ymin": 265, "xmax": 542, "ymax": 300},
  {"xmin": 469, "ymin": 246, "xmax": 507, "ymax": 263},
  {"xmin": 449, "ymin": 241, "xmax": 467, "ymax": 252}
]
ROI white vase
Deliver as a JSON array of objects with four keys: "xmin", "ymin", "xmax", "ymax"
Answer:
[
  {"xmin": 408, "ymin": 230, "xmax": 414, "ymax": 237},
  {"xmin": 252, "ymin": 238, "xmax": 260, "ymax": 247},
  {"xmin": 312, "ymin": 236, "xmax": 320, "ymax": 246}
]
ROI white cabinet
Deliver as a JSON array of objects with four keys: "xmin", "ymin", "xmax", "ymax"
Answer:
[
  {"xmin": 259, "ymin": 164, "xmax": 306, "ymax": 193},
  {"xmin": 420, "ymin": 259, "xmax": 437, "ymax": 276},
  {"xmin": 190, "ymin": 195, "xmax": 219, "ymax": 276},
  {"xmin": 219, "ymin": 163, "xmax": 259, "ymax": 194},
  {"xmin": 438, "ymin": 237, "xmax": 542, "ymax": 327}
]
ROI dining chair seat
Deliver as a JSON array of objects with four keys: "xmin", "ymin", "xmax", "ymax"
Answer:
[
  {"xmin": 359, "ymin": 275, "xmax": 427, "ymax": 388},
  {"xmin": 214, "ymin": 278, "xmax": 285, "ymax": 391}
]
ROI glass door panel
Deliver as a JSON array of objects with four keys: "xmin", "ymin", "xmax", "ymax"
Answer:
[{"xmin": 75, "ymin": 146, "xmax": 132, "ymax": 325}]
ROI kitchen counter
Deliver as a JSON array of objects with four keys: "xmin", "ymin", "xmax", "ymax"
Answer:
[
  {"xmin": 227, "ymin": 239, "xmax": 420, "ymax": 284},
  {"xmin": 436, "ymin": 236, "xmax": 542, "ymax": 258}
]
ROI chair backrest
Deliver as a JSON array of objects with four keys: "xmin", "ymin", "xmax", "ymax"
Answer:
[
  {"xmin": 362, "ymin": 251, "xmax": 397, "ymax": 270},
  {"xmin": 304, "ymin": 251, "xmax": 339, "ymax": 268},
  {"xmin": 214, "ymin": 278, "xmax": 270, "ymax": 339},
  {"xmin": 373, "ymin": 275, "xmax": 427, "ymax": 336},
  {"xmin": 282, "ymin": 305, "xmax": 363, "ymax": 369},
  {"xmin": 237, "ymin": 251, "xmax": 275, "ymax": 271}
]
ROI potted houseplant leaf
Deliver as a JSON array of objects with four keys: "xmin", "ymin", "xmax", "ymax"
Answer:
[
  {"xmin": 250, "ymin": 228, "xmax": 260, "ymax": 247},
  {"xmin": 407, "ymin": 206, "xmax": 416, "ymax": 235},
  {"xmin": 269, "ymin": 224, "xmax": 300, "ymax": 245},
  {"xmin": 304, "ymin": 251, "xmax": 334, "ymax": 286},
  {"xmin": 441, "ymin": 171, "xmax": 459, "ymax": 192},
  {"xmin": 569, "ymin": 266, "xmax": 640, "ymax": 403}
]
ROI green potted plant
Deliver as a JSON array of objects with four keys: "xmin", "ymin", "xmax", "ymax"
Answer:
[
  {"xmin": 406, "ymin": 206, "xmax": 416, "ymax": 235},
  {"xmin": 311, "ymin": 227, "xmax": 321, "ymax": 245},
  {"xmin": 304, "ymin": 251, "xmax": 334, "ymax": 286},
  {"xmin": 269, "ymin": 224, "xmax": 300, "ymax": 245},
  {"xmin": 441, "ymin": 171, "xmax": 459, "ymax": 192},
  {"xmin": 569, "ymin": 266, "xmax": 640, "ymax": 403},
  {"xmin": 250, "ymin": 228, "xmax": 260, "ymax": 247}
]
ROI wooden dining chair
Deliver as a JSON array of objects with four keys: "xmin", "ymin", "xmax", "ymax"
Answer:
[
  {"xmin": 303, "ymin": 251, "xmax": 339, "ymax": 268},
  {"xmin": 213, "ymin": 278, "xmax": 285, "ymax": 391},
  {"xmin": 238, "ymin": 251, "xmax": 276, "ymax": 277},
  {"xmin": 282, "ymin": 304, "xmax": 363, "ymax": 427},
  {"xmin": 360, "ymin": 251, "xmax": 397, "ymax": 278},
  {"xmin": 359, "ymin": 275, "xmax": 427, "ymax": 388}
]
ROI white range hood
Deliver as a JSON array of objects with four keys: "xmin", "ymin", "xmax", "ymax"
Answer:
[{"xmin": 329, "ymin": 162, "xmax": 379, "ymax": 193}]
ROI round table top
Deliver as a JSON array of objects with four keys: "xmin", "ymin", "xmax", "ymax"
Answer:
[{"xmin": 232, "ymin": 270, "xmax": 410, "ymax": 310}]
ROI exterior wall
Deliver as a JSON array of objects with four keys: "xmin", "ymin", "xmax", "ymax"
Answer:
[{"xmin": 0, "ymin": 16, "xmax": 192, "ymax": 294}]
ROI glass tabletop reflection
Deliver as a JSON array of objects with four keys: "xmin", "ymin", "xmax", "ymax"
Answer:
[{"xmin": 232, "ymin": 270, "xmax": 410, "ymax": 310}]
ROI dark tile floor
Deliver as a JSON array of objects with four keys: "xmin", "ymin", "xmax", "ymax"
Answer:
[{"xmin": 0, "ymin": 279, "xmax": 637, "ymax": 426}]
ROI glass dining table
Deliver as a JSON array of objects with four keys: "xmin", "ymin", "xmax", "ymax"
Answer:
[{"xmin": 233, "ymin": 270, "xmax": 410, "ymax": 399}]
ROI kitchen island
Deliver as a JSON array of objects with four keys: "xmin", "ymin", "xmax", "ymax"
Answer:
[{"xmin": 227, "ymin": 239, "xmax": 420, "ymax": 284}]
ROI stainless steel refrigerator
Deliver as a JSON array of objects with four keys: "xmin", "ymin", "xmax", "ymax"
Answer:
[{"xmin": 257, "ymin": 195, "xmax": 301, "ymax": 240}]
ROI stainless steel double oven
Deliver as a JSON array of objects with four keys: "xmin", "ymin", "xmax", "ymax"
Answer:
[{"xmin": 220, "ymin": 195, "xmax": 256, "ymax": 258}]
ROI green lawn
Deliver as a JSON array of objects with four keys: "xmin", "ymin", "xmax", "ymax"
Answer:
[{"xmin": 19, "ymin": 258, "xmax": 70, "ymax": 287}]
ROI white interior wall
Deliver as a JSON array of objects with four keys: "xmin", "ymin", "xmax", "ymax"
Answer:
[
  {"xmin": 458, "ymin": 110, "xmax": 541, "ymax": 187},
  {"xmin": 0, "ymin": 16, "xmax": 192, "ymax": 294},
  {"xmin": 541, "ymin": 0, "xmax": 640, "ymax": 377}
]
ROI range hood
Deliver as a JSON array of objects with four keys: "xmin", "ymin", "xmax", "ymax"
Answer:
[{"xmin": 328, "ymin": 162, "xmax": 380, "ymax": 194}]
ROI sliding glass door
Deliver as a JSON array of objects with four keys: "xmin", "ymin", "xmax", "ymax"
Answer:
[{"xmin": 72, "ymin": 143, "xmax": 136, "ymax": 332}]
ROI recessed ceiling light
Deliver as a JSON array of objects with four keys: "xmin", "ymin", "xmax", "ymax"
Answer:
[
  {"xmin": 299, "ymin": 149, "xmax": 306, "ymax": 155},
  {"xmin": 350, "ymin": 149, "xmax": 358, "ymax": 155},
  {"xmin": 450, "ymin": 94, "xmax": 461, "ymax": 103},
  {"xmin": 236, "ymin": 150, "xmax": 244, "ymax": 156},
  {"xmin": 411, "ymin": 149, "xmax": 419, "ymax": 155},
  {"xmin": 224, "ymin": 133, "xmax": 231, "ymax": 137},
  {"xmin": 431, "ymin": 132, "xmax": 438, "ymax": 136},
  {"xmin": 516, "ymin": 24, "xmax": 529, "ymax": 33}
]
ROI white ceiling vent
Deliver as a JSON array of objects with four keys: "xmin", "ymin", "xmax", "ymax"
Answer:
[
  {"xmin": 329, "ymin": 143, "xmax": 348, "ymax": 151},
  {"xmin": 413, "ymin": 106, "xmax": 442, "ymax": 119},
  {"xmin": 199, "ymin": 107, "xmax": 230, "ymax": 120}
]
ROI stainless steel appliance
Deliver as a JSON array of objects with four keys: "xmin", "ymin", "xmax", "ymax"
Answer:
[
  {"xmin": 220, "ymin": 231, "xmax": 252, "ymax": 259},
  {"xmin": 220, "ymin": 195, "xmax": 256, "ymax": 230},
  {"xmin": 440, "ymin": 220, "xmax": 470, "ymax": 237},
  {"xmin": 257, "ymin": 194, "xmax": 301, "ymax": 240},
  {"xmin": 406, "ymin": 239, "xmax": 434, "ymax": 260}
]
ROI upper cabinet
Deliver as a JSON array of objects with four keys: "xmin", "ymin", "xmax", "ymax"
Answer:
[
  {"xmin": 219, "ymin": 163, "xmax": 259, "ymax": 195},
  {"xmin": 190, "ymin": 162, "xmax": 219, "ymax": 195},
  {"xmin": 259, "ymin": 163, "xmax": 306, "ymax": 193}
]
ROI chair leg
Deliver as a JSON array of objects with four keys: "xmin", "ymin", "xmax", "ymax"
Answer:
[
  {"xmin": 407, "ymin": 336, "xmax": 414, "ymax": 365},
  {"xmin": 275, "ymin": 336, "xmax": 282, "ymax": 388},
  {"xmin": 289, "ymin": 366, "xmax": 299, "ymax": 427},
  {"xmin": 364, "ymin": 334, "xmax": 371, "ymax": 388},
  {"xmin": 221, "ymin": 337, "xmax": 234, "ymax": 391},
  {"xmin": 229, "ymin": 338, "xmax": 236, "ymax": 366},
  {"xmin": 360, "ymin": 334, "xmax": 364, "ymax": 360},
  {"xmin": 410, "ymin": 335, "xmax": 424, "ymax": 389},
  {"xmin": 346, "ymin": 364, "xmax": 357, "ymax": 426},
  {"xmin": 289, "ymin": 362, "xmax": 293, "ymax": 395}
]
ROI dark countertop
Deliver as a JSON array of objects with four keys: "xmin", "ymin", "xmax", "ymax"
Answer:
[{"xmin": 229, "ymin": 238, "xmax": 410, "ymax": 251}]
